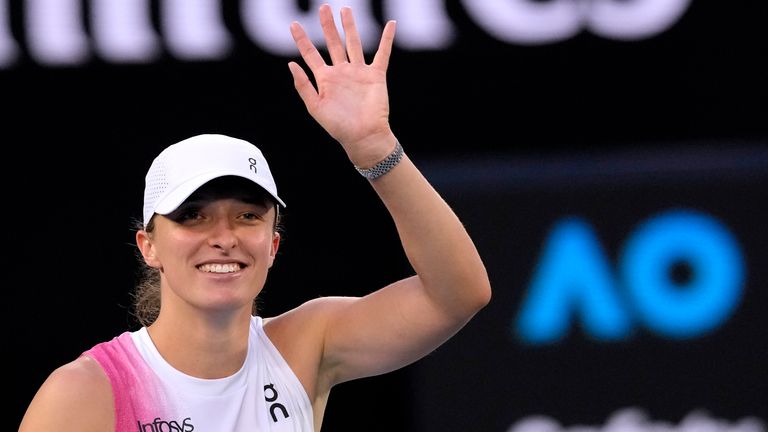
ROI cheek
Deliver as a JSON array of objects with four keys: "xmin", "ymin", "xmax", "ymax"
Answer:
[
  {"xmin": 153, "ymin": 233, "xmax": 200, "ymax": 263},
  {"xmin": 245, "ymin": 230, "xmax": 277, "ymax": 256}
]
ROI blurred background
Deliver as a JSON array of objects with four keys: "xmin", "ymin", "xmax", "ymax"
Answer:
[{"xmin": 5, "ymin": 0, "xmax": 766, "ymax": 430}]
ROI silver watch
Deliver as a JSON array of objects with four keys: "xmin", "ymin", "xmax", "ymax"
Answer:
[{"xmin": 354, "ymin": 140, "xmax": 404, "ymax": 180}]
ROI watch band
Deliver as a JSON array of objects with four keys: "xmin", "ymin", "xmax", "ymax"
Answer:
[{"xmin": 354, "ymin": 140, "xmax": 404, "ymax": 180}]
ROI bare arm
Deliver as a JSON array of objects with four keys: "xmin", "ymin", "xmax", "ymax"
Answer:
[
  {"xmin": 287, "ymin": 5, "xmax": 491, "ymax": 385},
  {"xmin": 19, "ymin": 357, "xmax": 113, "ymax": 432}
]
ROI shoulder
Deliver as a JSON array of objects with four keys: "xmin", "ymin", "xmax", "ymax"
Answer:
[
  {"xmin": 19, "ymin": 356, "xmax": 113, "ymax": 431},
  {"xmin": 264, "ymin": 296, "xmax": 358, "ymax": 336},
  {"xmin": 262, "ymin": 296, "xmax": 358, "ymax": 397}
]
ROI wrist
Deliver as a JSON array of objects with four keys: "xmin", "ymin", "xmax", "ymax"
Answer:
[{"xmin": 354, "ymin": 140, "xmax": 404, "ymax": 180}]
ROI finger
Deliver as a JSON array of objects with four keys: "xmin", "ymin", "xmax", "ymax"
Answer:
[
  {"xmin": 288, "ymin": 62, "xmax": 319, "ymax": 112},
  {"xmin": 318, "ymin": 4, "xmax": 348, "ymax": 65},
  {"xmin": 340, "ymin": 7, "xmax": 364, "ymax": 64},
  {"xmin": 372, "ymin": 20, "xmax": 396, "ymax": 71},
  {"xmin": 290, "ymin": 21, "xmax": 326, "ymax": 71}
]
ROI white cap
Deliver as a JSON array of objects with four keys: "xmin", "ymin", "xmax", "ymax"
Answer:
[{"xmin": 142, "ymin": 134, "xmax": 286, "ymax": 225}]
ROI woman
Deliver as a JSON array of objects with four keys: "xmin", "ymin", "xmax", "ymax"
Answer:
[{"xmin": 19, "ymin": 4, "xmax": 491, "ymax": 431}]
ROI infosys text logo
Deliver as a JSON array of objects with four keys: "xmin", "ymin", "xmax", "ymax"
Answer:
[{"xmin": 137, "ymin": 417, "xmax": 194, "ymax": 432}]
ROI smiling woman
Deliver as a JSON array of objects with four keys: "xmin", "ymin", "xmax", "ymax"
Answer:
[
  {"xmin": 139, "ymin": 172, "xmax": 280, "ymax": 316},
  {"xmin": 18, "ymin": 4, "xmax": 491, "ymax": 432},
  {"xmin": 135, "ymin": 170, "xmax": 284, "ymax": 327}
]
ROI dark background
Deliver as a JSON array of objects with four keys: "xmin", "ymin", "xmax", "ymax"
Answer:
[{"xmin": 5, "ymin": 1, "xmax": 767, "ymax": 430}]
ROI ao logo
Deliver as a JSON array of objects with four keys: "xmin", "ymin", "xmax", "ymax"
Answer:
[
  {"xmin": 515, "ymin": 209, "xmax": 745, "ymax": 344},
  {"xmin": 0, "ymin": 0, "xmax": 691, "ymax": 68}
]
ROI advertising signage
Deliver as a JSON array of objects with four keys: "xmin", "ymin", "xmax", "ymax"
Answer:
[
  {"xmin": 7, "ymin": 1, "xmax": 766, "ymax": 430},
  {"xmin": 413, "ymin": 148, "xmax": 767, "ymax": 431}
]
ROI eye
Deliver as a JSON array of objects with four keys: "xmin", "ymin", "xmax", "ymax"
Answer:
[
  {"xmin": 179, "ymin": 210, "xmax": 202, "ymax": 221},
  {"xmin": 240, "ymin": 211, "xmax": 264, "ymax": 221},
  {"xmin": 167, "ymin": 206, "xmax": 204, "ymax": 224}
]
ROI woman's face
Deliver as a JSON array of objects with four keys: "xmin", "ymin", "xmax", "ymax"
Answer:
[{"xmin": 137, "ymin": 179, "xmax": 280, "ymax": 316}]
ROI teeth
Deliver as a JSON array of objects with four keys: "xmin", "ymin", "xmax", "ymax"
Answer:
[{"xmin": 198, "ymin": 263, "xmax": 241, "ymax": 273}]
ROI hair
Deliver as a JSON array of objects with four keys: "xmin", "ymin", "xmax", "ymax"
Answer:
[{"xmin": 131, "ymin": 178, "xmax": 284, "ymax": 327}]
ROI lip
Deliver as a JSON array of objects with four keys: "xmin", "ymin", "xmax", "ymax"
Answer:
[
  {"xmin": 199, "ymin": 270, "xmax": 244, "ymax": 281},
  {"xmin": 195, "ymin": 258, "xmax": 247, "ymax": 266}
]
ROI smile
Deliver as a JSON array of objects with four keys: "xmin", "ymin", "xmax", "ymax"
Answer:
[{"xmin": 197, "ymin": 263, "xmax": 243, "ymax": 273}]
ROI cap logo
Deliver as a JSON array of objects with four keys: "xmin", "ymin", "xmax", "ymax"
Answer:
[{"xmin": 248, "ymin": 157, "xmax": 258, "ymax": 173}]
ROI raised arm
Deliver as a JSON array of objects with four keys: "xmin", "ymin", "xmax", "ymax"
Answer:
[{"xmin": 287, "ymin": 4, "xmax": 491, "ymax": 385}]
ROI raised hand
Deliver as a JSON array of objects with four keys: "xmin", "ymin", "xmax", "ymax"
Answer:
[{"xmin": 288, "ymin": 4, "xmax": 398, "ymax": 169}]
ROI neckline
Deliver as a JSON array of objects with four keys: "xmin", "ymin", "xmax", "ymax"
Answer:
[{"xmin": 131, "ymin": 326, "xmax": 251, "ymax": 397}]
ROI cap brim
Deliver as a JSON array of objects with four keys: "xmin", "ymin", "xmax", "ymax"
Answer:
[{"xmin": 153, "ymin": 170, "xmax": 286, "ymax": 217}]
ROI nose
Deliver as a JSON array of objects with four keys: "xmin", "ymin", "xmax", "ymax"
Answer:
[{"xmin": 207, "ymin": 218, "xmax": 238, "ymax": 251}]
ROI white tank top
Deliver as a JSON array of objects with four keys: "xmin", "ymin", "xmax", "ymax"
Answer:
[{"xmin": 84, "ymin": 316, "xmax": 314, "ymax": 431}]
